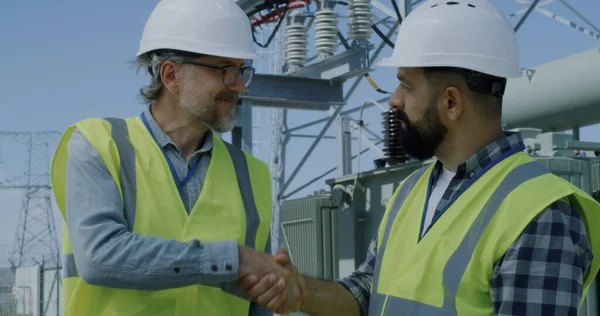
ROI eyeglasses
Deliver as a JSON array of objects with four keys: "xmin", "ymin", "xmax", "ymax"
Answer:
[{"xmin": 180, "ymin": 60, "xmax": 255, "ymax": 88}]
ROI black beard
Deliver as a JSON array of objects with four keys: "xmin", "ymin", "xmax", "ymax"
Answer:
[{"xmin": 394, "ymin": 106, "xmax": 447, "ymax": 161}]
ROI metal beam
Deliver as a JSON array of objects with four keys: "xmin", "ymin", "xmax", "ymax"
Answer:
[
  {"xmin": 348, "ymin": 117, "xmax": 383, "ymax": 142},
  {"xmin": 232, "ymin": 99, "xmax": 253, "ymax": 153},
  {"xmin": 514, "ymin": 0, "xmax": 541, "ymax": 32},
  {"xmin": 289, "ymin": 134, "xmax": 338, "ymax": 140},
  {"xmin": 349, "ymin": 120, "xmax": 384, "ymax": 156},
  {"xmin": 281, "ymin": 140, "xmax": 383, "ymax": 199},
  {"xmin": 286, "ymin": 47, "xmax": 371, "ymax": 80},
  {"xmin": 374, "ymin": 15, "xmax": 393, "ymax": 27},
  {"xmin": 241, "ymin": 74, "xmax": 344, "ymax": 111},
  {"xmin": 337, "ymin": 116, "xmax": 353, "ymax": 176},
  {"xmin": 372, "ymin": 0, "xmax": 399, "ymax": 19},
  {"xmin": 278, "ymin": 103, "xmax": 347, "ymax": 198},
  {"xmin": 558, "ymin": 0, "xmax": 600, "ymax": 33},
  {"xmin": 286, "ymin": 96, "xmax": 391, "ymax": 133}
]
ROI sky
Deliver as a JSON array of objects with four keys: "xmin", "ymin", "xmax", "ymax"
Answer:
[{"xmin": 0, "ymin": 0, "xmax": 599, "ymax": 268}]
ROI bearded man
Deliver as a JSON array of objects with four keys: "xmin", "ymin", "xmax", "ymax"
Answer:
[{"xmin": 240, "ymin": 0, "xmax": 600, "ymax": 315}]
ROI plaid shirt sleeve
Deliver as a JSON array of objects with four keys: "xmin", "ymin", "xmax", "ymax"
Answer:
[
  {"xmin": 336, "ymin": 234, "xmax": 377, "ymax": 316},
  {"xmin": 491, "ymin": 197, "xmax": 594, "ymax": 316}
]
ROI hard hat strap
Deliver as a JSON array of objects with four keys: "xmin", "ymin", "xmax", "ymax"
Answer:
[
  {"xmin": 463, "ymin": 71, "xmax": 507, "ymax": 97},
  {"xmin": 428, "ymin": 66, "xmax": 507, "ymax": 98}
]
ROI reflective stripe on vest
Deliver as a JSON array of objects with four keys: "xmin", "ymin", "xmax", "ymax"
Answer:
[
  {"xmin": 62, "ymin": 117, "xmax": 260, "ymax": 300},
  {"xmin": 369, "ymin": 161, "xmax": 549, "ymax": 315}
]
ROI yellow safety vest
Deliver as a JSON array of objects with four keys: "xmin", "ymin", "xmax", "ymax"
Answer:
[
  {"xmin": 370, "ymin": 150, "xmax": 600, "ymax": 315},
  {"xmin": 50, "ymin": 116, "xmax": 273, "ymax": 316}
]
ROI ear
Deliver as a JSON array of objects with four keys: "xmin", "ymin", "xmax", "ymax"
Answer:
[
  {"xmin": 442, "ymin": 86, "xmax": 464, "ymax": 122},
  {"xmin": 160, "ymin": 61, "xmax": 181, "ymax": 94}
]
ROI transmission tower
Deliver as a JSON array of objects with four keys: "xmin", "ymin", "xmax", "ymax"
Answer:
[{"xmin": 0, "ymin": 131, "xmax": 61, "ymax": 270}]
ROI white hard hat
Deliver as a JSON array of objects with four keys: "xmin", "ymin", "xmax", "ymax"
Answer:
[
  {"xmin": 137, "ymin": 0, "xmax": 263, "ymax": 60},
  {"xmin": 378, "ymin": 0, "xmax": 522, "ymax": 78}
]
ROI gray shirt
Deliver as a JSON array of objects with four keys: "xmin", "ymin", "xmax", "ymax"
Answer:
[{"xmin": 64, "ymin": 108, "xmax": 272, "ymax": 315}]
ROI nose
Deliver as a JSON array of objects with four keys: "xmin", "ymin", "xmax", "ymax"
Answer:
[
  {"xmin": 388, "ymin": 87, "xmax": 404, "ymax": 111},
  {"xmin": 229, "ymin": 73, "xmax": 247, "ymax": 93}
]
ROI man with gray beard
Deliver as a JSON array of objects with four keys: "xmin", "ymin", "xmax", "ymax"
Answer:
[{"xmin": 49, "ymin": 0, "xmax": 302, "ymax": 315}]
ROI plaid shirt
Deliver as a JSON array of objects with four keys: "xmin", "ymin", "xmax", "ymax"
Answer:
[{"xmin": 337, "ymin": 132, "xmax": 594, "ymax": 316}]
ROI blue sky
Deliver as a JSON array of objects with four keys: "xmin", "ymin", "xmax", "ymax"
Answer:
[{"xmin": 0, "ymin": 0, "xmax": 599, "ymax": 267}]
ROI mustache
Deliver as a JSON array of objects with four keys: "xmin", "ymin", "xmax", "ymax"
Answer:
[
  {"xmin": 215, "ymin": 92, "xmax": 239, "ymax": 103},
  {"xmin": 391, "ymin": 109, "xmax": 409, "ymax": 122}
]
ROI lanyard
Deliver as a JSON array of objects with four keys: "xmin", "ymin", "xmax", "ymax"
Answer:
[
  {"xmin": 140, "ymin": 112, "xmax": 202, "ymax": 198},
  {"xmin": 418, "ymin": 143, "xmax": 526, "ymax": 239}
]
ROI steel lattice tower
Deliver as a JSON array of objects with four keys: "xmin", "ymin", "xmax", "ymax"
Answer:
[{"xmin": 0, "ymin": 131, "xmax": 61, "ymax": 270}]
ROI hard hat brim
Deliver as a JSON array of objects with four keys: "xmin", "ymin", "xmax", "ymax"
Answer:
[{"xmin": 377, "ymin": 56, "xmax": 524, "ymax": 79}]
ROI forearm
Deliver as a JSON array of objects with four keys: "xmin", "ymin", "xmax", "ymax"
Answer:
[
  {"xmin": 299, "ymin": 236, "xmax": 376, "ymax": 315},
  {"xmin": 67, "ymin": 220, "xmax": 239, "ymax": 290},
  {"xmin": 300, "ymin": 277, "xmax": 361, "ymax": 316}
]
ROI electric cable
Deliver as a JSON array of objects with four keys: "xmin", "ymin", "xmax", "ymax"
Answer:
[
  {"xmin": 390, "ymin": 0, "xmax": 403, "ymax": 23},
  {"xmin": 371, "ymin": 24, "xmax": 395, "ymax": 48},
  {"xmin": 336, "ymin": 30, "xmax": 392, "ymax": 94},
  {"xmin": 252, "ymin": 4, "xmax": 289, "ymax": 48}
]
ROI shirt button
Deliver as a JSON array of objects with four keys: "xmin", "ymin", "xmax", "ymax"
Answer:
[
  {"xmin": 226, "ymin": 264, "xmax": 232, "ymax": 271},
  {"xmin": 211, "ymin": 265, "xmax": 218, "ymax": 272}
]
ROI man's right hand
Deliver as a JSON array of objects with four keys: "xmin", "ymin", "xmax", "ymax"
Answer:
[
  {"xmin": 238, "ymin": 246, "xmax": 298, "ymax": 311},
  {"xmin": 239, "ymin": 248, "xmax": 307, "ymax": 314}
]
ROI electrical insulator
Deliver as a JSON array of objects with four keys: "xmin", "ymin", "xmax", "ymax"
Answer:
[
  {"xmin": 285, "ymin": 14, "xmax": 308, "ymax": 67},
  {"xmin": 314, "ymin": 7, "xmax": 339, "ymax": 55},
  {"xmin": 347, "ymin": 0, "xmax": 373, "ymax": 41},
  {"xmin": 381, "ymin": 110, "xmax": 407, "ymax": 165}
]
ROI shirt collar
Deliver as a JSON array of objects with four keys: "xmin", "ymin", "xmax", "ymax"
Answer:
[
  {"xmin": 433, "ymin": 131, "xmax": 524, "ymax": 179},
  {"xmin": 142, "ymin": 107, "xmax": 213, "ymax": 154}
]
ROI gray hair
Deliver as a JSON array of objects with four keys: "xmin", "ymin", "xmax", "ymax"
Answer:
[{"xmin": 134, "ymin": 50, "xmax": 189, "ymax": 104}]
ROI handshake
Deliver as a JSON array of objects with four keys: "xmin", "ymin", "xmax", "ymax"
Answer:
[{"xmin": 238, "ymin": 246, "xmax": 307, "ymax": 314}]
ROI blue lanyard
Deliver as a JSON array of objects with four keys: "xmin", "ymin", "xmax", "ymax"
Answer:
[
  {"xmin": 140, "ymin": 112, "xmax": 203, "ymax": 198},
  {"xmin": 418, "ymin": 143, "xmax": 526, "ymax": 240}
]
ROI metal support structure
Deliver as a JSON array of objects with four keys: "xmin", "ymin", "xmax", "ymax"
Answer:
[
  {"xmin": 349, "ymin": 120, "xmax": 384, "ymax": 157},
  {"xmin": 287, "ymin": 96, "xmax": 391, "ymax": 133},
  {"xmin": 514, "ymin": 0, "xmax": 540, "ymax": 32},
  {"xmin": 337, "ymin": 115, "xmax": 353, "ymax": 176},
  {"xmin": 0, "ymin": 131, "xmax": 62, "ymax": 315},
  {"xmin": 289, "ymin": 134, "xmax": 340, "ymax": 140},
  {"xmin": 270, "ymin": 109, "xmax": 288, "ymax": 254},
  {"xmin": 0, "ymin": 132, "xmax": 61, "ymax": 270},
  {"xmin": 401, "ymin": 0, "xmax": 413, "ymax": 19},
  {"xmin": 286, "ymin": 46, "xmax": 371, "ymax": 80},
  {"xmin": 558, "ymin": 0, "xmax": 600, "ymax": 33},
  {"xmin": 241, "ymin": 73, "xmax": 345, "ymax": 111},
  {"xmin": 372, "ymin": 0, "xmax": 400, "ymax": 19},
  {"xmin": 232, "ymin": 99, "xmax": 254, "ymax": 153},
  {"xmin": 281, "ymin": 140, "xmax": 383, "ymax": 200},
  {"xmin": 573, "ymin": 126, "xmax": 580, "ymax": 141},
  {"xmin": 279, "ymin": 19, "xmax": 400, "ymax": 199}
]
